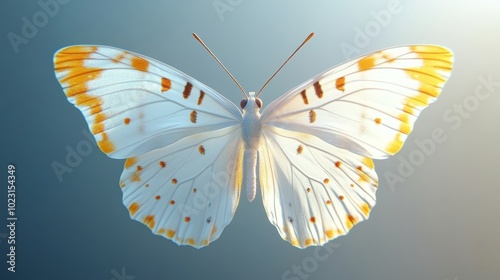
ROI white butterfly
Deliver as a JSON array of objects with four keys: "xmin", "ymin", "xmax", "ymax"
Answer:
[{"xmin": 53, "ymin": 33, "xmax": 453, "ymax": 248}]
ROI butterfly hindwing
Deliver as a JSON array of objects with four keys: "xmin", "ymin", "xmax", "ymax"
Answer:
[
  {"xmin": 262, "ymin": 45, "xmax": 453, "ymax": 159},
  {"xmin": 54, "ymin": 45, "xmax": 242, "ymax": 159},
  {"xmin": 120, "ymin": 126, "xmax": 244, "ymax": 248},
  {"xmin": 259, "ymin": 126, "xmax": 378, "ymax": 248}
]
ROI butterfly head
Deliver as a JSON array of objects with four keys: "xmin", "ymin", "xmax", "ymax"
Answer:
[{"xmin": 240, "ymin": 91, "xmax": 262, "ymax": 112}]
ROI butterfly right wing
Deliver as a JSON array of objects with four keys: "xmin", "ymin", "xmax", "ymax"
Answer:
[{"xmin": 54, "ymin": 45, "xmax": 242, "ymax": 159}]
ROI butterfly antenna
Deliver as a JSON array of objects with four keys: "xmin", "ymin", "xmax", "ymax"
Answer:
[
  {"xmin": 256, "ymin": 33, "xmax": 314, "ymax": 98},
  {"xmin": 193, "ymin": 33, "xmax": 247, "ymax": 98}
]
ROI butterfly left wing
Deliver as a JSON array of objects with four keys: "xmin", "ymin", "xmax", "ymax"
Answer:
[
  {"xmin": 54, "ymin": 46, "xmax": 245, "ymax": 248},
  {"xmin": 259, "ymin": 45, "xmax": 453, "ymax": 248}
]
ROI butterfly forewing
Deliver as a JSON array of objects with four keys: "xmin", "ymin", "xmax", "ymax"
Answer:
[
  {"xmin": 262, "ymin": 45, "xmax": 453, "ymax": 158},
  {"xmin": 120, "ymin": 126, "xmax": 244, "ymax": 248},
  {"xmin": 54, "ymin": 45, "xmax": 242, "ymax": 159}
]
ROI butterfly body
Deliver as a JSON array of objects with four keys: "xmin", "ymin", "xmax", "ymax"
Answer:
[
  {"xmin": 241, "ymin": 91, "xmax": 262, "ymax": 202},
  {"xmin": 54, "ymin": 44, "xmax": 453, "ymax": 248}
]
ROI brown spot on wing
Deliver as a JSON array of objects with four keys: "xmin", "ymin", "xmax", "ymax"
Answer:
[
  {"xmin": 297, "ymin": 145, "xmax": 303, "ymax": 154},
  {"xmin": 313, "ymin": 81, "xmax": 323, "ymax": 98},
  {"xmin": 171, "ymin": 178, "xmax": 178, "ymax": 184},
  {"xmin": 190, "ymin": 110, "xmax": 197, "ymax": 123},
  {"xmin": 309, "ymin": 110, "xmax": 316, "ymax": 123},
  {"xmin": 159, "ymin": 161, "xmax": 166, "ymax": 168},
  {"xmin": 183, "ymin": 82, "xmax": 193, "ymax": 99},
  {"xmin": 198, "ymin": 145, "xmax": 205, "ymax": 155},
  {"xmin": 198, "ymin": 90, "xmax": 205, "ymax": 105},
  {"xmin": 170, "ymin": 200, "xmax": 175, "ymax": 205},
  {"xmin": 300, "ymin": 90, "xmax": 309, "ymax": 104},
  {"xmin": 184, "ymin": 216, "xmax": 191, "ymax": 223}
]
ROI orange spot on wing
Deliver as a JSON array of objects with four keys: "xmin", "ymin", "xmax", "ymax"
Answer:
[
  {"xmin": 158, "ymin": 228, "xmax": 166, "ymax": 234},
  {"xmin": 335, "ymin": 161, "xmax": 342, "ymax": 168},
  {"xmin": 143, "ymin": 215, "xmax": 155, "ymax": 229},
  {"xmin": 159, "ymin": 161, "xmax": 166, "ymax": 168},
  {"xmin": 361, "ymin": 203, "xmax": 371, "ymax": 217},
  {"xmin": 325, "ymin": 230, "xmax": 335, "ymax": 239},
  {"xmin": 339, "ymin": 195, "xmax": 344, "ymax": 200},
  {"xmin": 167, "ymin": 230, "xmax": 175, "ymax": 238},
  {"xmin": 128, "ymin": 203, "xmax": 139, "ymax": 215},
  {"xmin": 386, "ymin": 133, "xmax": 404, "ymax": 154},
  {"xmin": 155, "ymin": 195, "xmax": 161, "ymax": 200},
  {"xmin": 184, "ymin": 216, "xmax": 191, "ymax": 223},
  {"xmin": 336, "ymin": 77, "xmax": 345, "ymax": 92},
  {"xmin": 187, "ymin": 238, "xmax": 196, "ymax": 246},
  {"xmin": 305, "ymin": 238, "xmax": 313, "ymax": 246},
  {"xmin": 358, "ymin": 55, "xmax": 376, "ymax": 71},
  {"xmin": 124, "ymin": 118, "xmax": 131, "ymax": 125},
  {"xmin": 310, "ymin": 217, "xmax": 316, "ymax": 223},
  {"xmin": 169, "ymin": 200, "xmax": 175, "ymax": 205},
  {"xmin": 125, "ymin": 157, "xmax": 137, "ymax": 169},
  {"xmin": 131, "ymin": 56, "xmax": 149, "ymax": 72},
  {"xmin": 323, "ymin": 178, "xmax": 330, "ymax": 184},
  {"xmin": 111, "ymin": 52, "xmax": 126, "ymax": 63},
  {"xmin": 326, "ymin": 200, "xmax": 331, "ymax": 205},
  {"xmin": 346, "ymin": 215, "xmax": 357, "ymax": 230},
  {"xmin": 161, "ymin": 77, "xmax": 172, "ymax": 92},
  {"xmin": 171, "ymin": 178, "xmax": 178, "ymax": 184},
  {"xmin": 375, "ymin": 117, "xmax": 381, "ymax": 124},
  {"xmin": 54, "ymin": 46, "xmax": 116, "ymax": 154},
  {"xmin": 362, "ymin": 157, "xmax": 374, "ymax": 169}
]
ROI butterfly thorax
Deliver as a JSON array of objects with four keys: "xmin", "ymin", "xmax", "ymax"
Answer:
[{"xmin": 241, "ymin": 92, "xmax": 262, "ymax": 150}]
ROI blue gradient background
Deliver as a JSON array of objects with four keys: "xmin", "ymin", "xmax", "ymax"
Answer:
[{"xmin": 1, "ymin": 0, "xmax": 500, "ymax": 279}]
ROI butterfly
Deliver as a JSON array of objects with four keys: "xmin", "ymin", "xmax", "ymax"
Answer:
[{"xmin": 53, "ymin": 33, "xmax": 453, "ymax": 248}]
